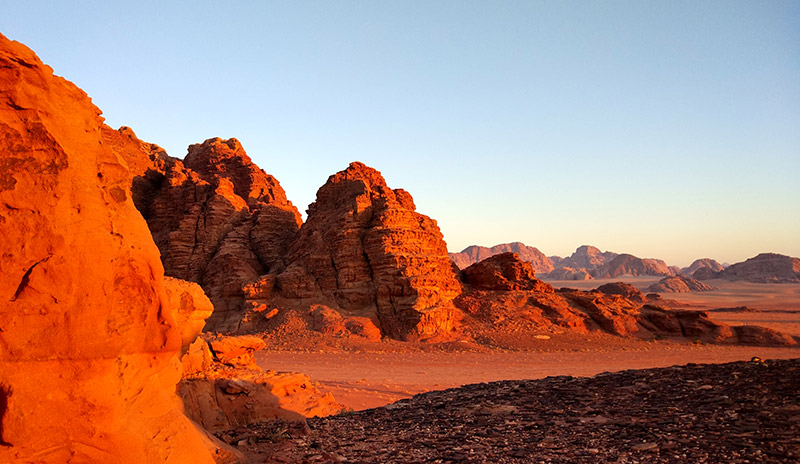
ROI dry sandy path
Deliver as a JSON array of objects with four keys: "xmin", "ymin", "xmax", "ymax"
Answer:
[{"xmin": 257, "ymin": 343, "xmax": 800, "ymax": 411}]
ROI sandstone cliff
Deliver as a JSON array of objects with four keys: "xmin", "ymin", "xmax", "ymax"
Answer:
[
  {"xmin": 0, "ymin": 34, "xmax": 218, "ymax": 463},
  {"xmin": 449, "ymin": 242, "xmax": 554, "ymax": 273},
  {"xmin": 266, "ymin": 162, "xmax": 462, "ymax": 340},
  {"xmin": 539, "ymin": 267, "xmax": 593, "ymax": 281},
  {"xmin": 554, "ymin": 245, "xmax": 618, "ymax": 271},
  {"xmin": 713, "ymin": 253, "xmax": 800, "ymax": 284},
  {"xmin": 591, "ymin": 253, "xmax": 677, "ymax": 278},
  {"xmin": 105, "ymin": 134, "xmax": 303, "ymax": 332}
]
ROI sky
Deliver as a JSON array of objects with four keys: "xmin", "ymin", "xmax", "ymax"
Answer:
[{"xmin": 2, "ymin": 1, "xmax": 798, "ymax": 267}]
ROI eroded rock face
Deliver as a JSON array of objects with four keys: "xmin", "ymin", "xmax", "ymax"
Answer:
[
  {"xmin": 455, "ymin": 255, "xmax": 794, "ymax": 347},
  {"xmin": 0, "ymin": 34, "xmax": 215, "ymax": 463},
  {"xmin": 274, "ymin": 162, "xmax": 462, "ymax": 340},
  {"xmin": 591, "ymin": 254, "xmax": 677, "ymax": 279},
  {"xmin": 595, "ymin": 282, "xmax": 646, "ymax": 303},
  {"xmin": 716, "ymin": 253, "xmax": 800, "ymax": 284},
  {"xmin": 647, "ymin": 275, "xmax": 715, "ymax": 293},
  {"xmin": 461, "ymin": 253, "xmax": 554, "ymax": 292},
  {"xmin": 109, "ymin": 135, "xmax": 304, "ymax": 332},
  {"xmin": 555, "ymin": 245, "xmax": 618, "ymax": 271},
  {"xmin": 449, "ymin": 242, "xmax": 554, "ymax": 273},
  {"xmin": 540, "ymin": 267, "xmax": 593, "ymax": 281},
  {"xmin": 682, "ymin": 258, "xmax": 725, "ymax": 277}
]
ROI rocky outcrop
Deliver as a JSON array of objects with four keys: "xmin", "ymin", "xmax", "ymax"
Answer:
[
  {"xmin": 591, "ymin": 254, "xmax": 677, "ymax": 278},
  {"xmin": 455, "ymin": 255, "xmax": 794, "ymax": 347},
  {"xmin": 271, "ymin": 162, "xmax": 462, "ymax": 340},
  {"xmin": 461, "ymin": 253, "xmax": 554, "ymax": 292},
  {"xmin": 0, "ymin": 34, "xmax": 217, "ymax": 463},
  {"xmin": 540, "ymin": 267, "xmax": 593, "ymax": 281},
  {"xmin": 449, "ymin": 242, "xmax": 554, "ymax": 273},
  {"xmin": 713, "ymin": 253, "xmax": 800, "ymax": 283},
  {"xmin": 100, "ymin": 125, "xmax": 170, "ymax": 213},
  {"xmin": 164, "ymin": 276, "xmax": 216, "ymax": 353},
  {"xmin": 595, "ymin": 282, "xmax": 646, "ymax": 303},
  {"xmin": 647, "ymin": 275, "xmax": 715, "ymax": 293},
  {"xmin": 178, "ymin": 336, "xmax": 342, "ymax": 433},
  {"xmin": 682, "ymin": 258, "xmax": 725, "ymax": 277},
  {"xmin": 639, "ymin": 306, "xmax": 796, "ymax": 345},
  {"xmin": 107, "ymin": 135, "xmax": 304, "ymax": 332},
  {"xmin": 554, "ymin": 245, "xmax": 617, "ymax": 271}
]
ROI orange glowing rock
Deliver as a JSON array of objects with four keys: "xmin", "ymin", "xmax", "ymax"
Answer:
[{"xmin": 0, "ymin": 33, "xmax": 220, "ymax": 463}]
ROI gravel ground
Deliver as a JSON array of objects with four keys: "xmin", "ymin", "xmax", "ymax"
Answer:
[{"xmin": 225, "ymin": 358, "xmax": 800, "ymax": 463}]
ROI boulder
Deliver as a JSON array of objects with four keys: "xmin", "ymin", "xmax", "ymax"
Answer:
[{"xmin": 179, "ymin": 338, "xmax": 341, "ymax": 433}]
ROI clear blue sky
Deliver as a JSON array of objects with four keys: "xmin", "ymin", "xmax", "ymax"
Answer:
[{"xmin": 3, "ymin": 1, "xmax": 798, "ymax": 267}]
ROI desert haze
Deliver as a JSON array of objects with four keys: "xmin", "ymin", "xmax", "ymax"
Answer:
[{"xmin": 2, "ymin": 18, "xmax": 799, "ymax": 464}]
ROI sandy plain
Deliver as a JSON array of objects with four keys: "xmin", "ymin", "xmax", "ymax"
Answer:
[{"xmin": 257, "ymin": 278, "xmax": 800, "ymax": 412}]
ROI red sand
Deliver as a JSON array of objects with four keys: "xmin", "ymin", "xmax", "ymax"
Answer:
[{"xmin": 257, "ymin": 341, "xmax": 800, "ymax": 411}]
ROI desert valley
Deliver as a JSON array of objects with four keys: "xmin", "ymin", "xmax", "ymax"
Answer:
[{"xmin": 1, "ymin": 31, "xmax": 799, "ymax": 464}]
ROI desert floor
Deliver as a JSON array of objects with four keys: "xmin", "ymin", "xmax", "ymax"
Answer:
[{"xmin": 257, "ymin": 279, "xmax": 800, "ymax": 411}]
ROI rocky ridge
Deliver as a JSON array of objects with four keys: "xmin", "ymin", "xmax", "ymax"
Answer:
[
  {"xmin": 706, "ymin": 253, "xmax": 800, "ymax": 284},
  {"xmin": 450, "ymin": 242, "xmax": 554, "ymax": 273},
  {"xmin": 591, "ymin": 253, "xmax": 677, "ymax": 279},
  {"xmin": 648, "ymin": 275, "xmax": 716, "ymax": 293},
  {"xmin": 106, "ymin": 133, "xmax": 303, "ymax": 332},
  {"xmin": 453, "ymin": 254, "xmax": 794, "ymax": 348}
]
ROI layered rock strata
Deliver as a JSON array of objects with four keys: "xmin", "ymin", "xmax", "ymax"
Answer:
[
  {"xmin": 0, "ymin": 34, "xmax": 218, "ymax": 463},
  {"xmin": 270, "ymin": 162, "xmax": 462, "ymax": 340},
  {"xmin": 105, "ymin": 134, "xmax": 303, "ymax": 332}
]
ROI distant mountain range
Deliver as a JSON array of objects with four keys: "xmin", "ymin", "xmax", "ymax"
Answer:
[{"xmin": 449, "ymin": 243, "xmax": 800, "ymax": 284}]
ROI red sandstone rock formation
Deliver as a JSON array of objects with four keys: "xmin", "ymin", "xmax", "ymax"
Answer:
[
  {"xmin": 591, "ymin": 253, "xmax": 677, "ymax": 278},
  {"xmin": 647, "ymin": 275, "xmax": 715, "ymax": 293},
  {"xmin": 595, "ymin": 282, "xmax": 647, "ymax": 303},
  {"xmin": 682, "ymin": 258, "xmax": 725, "ymax": 277},
  {"xmin": 449, "ymin": 242, "xmax": 554, "ymax": 273},
  {"xmin": 455, "ymin": 254, "xmax": 795, "ymax": 347},
  {"xmin": 107, "ymin": 135, "xmax": 303, "ymax": 332},
  {"xmin": 100, "ymin": 125, "xmax": 170, "ymax": 213},
  {"xmin": 554, "ymin": 245, "xmax": 618, "ymax": 271},
  {"xmin": 714, "ymin": 253, "xmax": 800, "ymax": 284},
  {"xmin": 461, "ymin": 253, "xmax": 554, "ymax": 292},
  {"xmin": 273, "ymin": 162, "xmax": 462, "ymax": 340},
  {"xmin": 0, "ymin": 34, "xmax": 219, "ymax": 463},
  {"xmin": 540, "ymin": 267, "xmax": 593, "ymax": 281}
]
